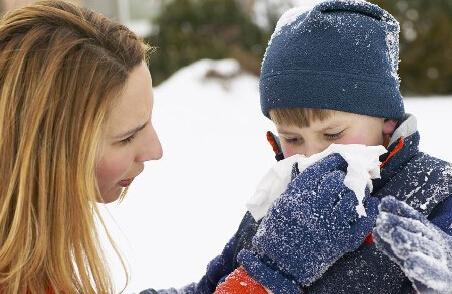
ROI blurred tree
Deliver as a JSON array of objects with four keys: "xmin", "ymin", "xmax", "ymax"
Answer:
[
  {"xmin": 372, "ymin": 0, "xmax": 452, "ymax": 95},
  {"xmin": 146, "ymin": 0, "xmax": 271, "ymax": 85},
  {"xmin": 148, "ymin": 0, "xmax": 452, "ymax": 95}
]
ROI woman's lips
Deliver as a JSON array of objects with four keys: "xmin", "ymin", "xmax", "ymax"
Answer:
[{"xmin": 118, "ymin": 178, "xmax": 134, "ymax": 187}]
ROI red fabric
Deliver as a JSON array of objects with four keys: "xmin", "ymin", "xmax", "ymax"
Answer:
[
  {"xmin": 214, "ymin": 266, "xmax": 268, "ymax": 294},
  {"xmin": 266, "ymin": 131, "xmax": 281, "ymax": 155},
  {"xmin": 363, "ymin": 233, "xmax": 374, "ymax": 245},
  {"xmin": 363, "ymin": 137, "xmax": 406, "ymax": 246},
  {"xmin": 380, "ymin": 137, "xmax": 405, "ymax": 168}
]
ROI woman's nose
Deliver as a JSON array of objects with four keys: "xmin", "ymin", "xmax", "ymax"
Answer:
[{"xmin": 137, "ymin": 124, "xmax": 163, "ymax": 162}]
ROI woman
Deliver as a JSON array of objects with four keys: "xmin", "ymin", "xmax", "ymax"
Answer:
[{"xmin": 0, "ymin": 1, "xmax": 162, "ymax": 292}]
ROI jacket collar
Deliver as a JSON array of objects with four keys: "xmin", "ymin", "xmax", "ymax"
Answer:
[
  {"xmin": 388, "ymin": 114, "xmax": 418, "ymax": 147},
  {"xmin": 374, "ymin": 114, "xmax": 420, "ymax": 191}
]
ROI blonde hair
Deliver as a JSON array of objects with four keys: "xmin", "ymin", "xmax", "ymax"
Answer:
[
  {"xmin": 269, "ymin": 108, "xmax": 335, "ymax": 128},
  {"xmin": 0, "ymin": 1, "xmax": 149, "ymax": 293}
]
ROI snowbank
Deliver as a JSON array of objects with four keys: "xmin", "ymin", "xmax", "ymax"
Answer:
[{"xmin": 99, "ymin": 59, "xmax": 452, "ymax": 292}]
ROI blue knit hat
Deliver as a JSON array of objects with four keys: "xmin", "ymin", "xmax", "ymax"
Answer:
[{"xmin": 260, "ymin": 0, "xmax": 405, "ymax": 120}]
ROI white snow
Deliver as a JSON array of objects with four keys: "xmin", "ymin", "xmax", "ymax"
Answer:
[
  {"xmin": 383, "ymin": 13, "xmax": 401, "ymax": 83},
  {"xmin": 98, "ymin": 59, "xmax": 452, "ymax": 293},
  {"xmin": 273, "ymin": 5, "xmax": 313, "ymax": 36},
  {"xmin": 262, "ymin": 0, "xmax": 323, "ymax": 63},
  {"xmin": 251, "ymin": 0, "xmax": 323, "ymax": 30},
  {"xmin": 247, "ymin": 144, "xmax": 386, "ymax": 221}
]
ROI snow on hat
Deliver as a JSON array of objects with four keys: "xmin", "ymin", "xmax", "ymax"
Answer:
[{"xmin": 260, "ymin": 0, "xmax": 405, "ymax": 120}]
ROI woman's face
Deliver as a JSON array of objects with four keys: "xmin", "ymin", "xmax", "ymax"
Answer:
[{"xmin": 96, "ymin": 62, "xmax": 163, "ymax": 203}]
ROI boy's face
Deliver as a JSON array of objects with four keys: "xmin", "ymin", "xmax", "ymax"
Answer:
[{"xmin": 275, "ymin": 110, "xmax": 397, "ymax": 158}]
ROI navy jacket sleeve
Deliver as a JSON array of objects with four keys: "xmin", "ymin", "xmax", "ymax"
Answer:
[
  {"xmin": 140, "ymin": 212, "xmax": 259, "ymax": 294},
  {"xmin": 139, "ymin": 236, "xmax": 237, "ymax": 294},
  {"xmin": 428, "ymin": 195, "xmax": 452, "ymax": 236}
]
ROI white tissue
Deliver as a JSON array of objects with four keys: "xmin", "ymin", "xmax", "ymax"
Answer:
[{"xmin": 246, "ymin": 144, "xmax": 387, "ymax": 221}]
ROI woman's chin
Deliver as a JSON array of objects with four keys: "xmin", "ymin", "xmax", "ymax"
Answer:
[{"xmin": 99, "ymin": 186, "xmax": 123, "ymax": 203}]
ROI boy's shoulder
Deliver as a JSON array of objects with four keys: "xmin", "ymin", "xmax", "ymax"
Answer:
[
  {"xmin": 413, "ymin": 151, "xmax": 452, "ymax": 173},
  {"xmin": 406, "ymin": 152, "xmax": 452, "ymax": 225},
  {"xmin": 376, "ymin": 113, "xmax": 452, "ymax": 216},
  {"xmin": 406, "ymin": 150, "xmax": 452, "ymax": 181},
  {"xmin": 401, "ymin": 150, "xmax": 451, "ymax": 192},
  {"xmin": 377, "ymin": 148, "xmax": 452, "ymax": 216}
]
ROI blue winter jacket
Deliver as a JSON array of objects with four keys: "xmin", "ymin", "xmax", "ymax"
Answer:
[{"xmin": 141, "ymin": 114, "xmax": 452, "ymax": 294}]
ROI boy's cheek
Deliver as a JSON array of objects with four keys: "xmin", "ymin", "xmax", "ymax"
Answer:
[
  {"xmin": 338, "ymin": 133, "xmax": 384, "ymax": 146},
  {"xmin": 337, "ymin": 136, "xmax": 367, "ymax": 145},
  {"xmin": 280, "ymin": 141, "xmax": 301, "ymax": 158},
  {"xmin": 281, "ymin": 145, "xmax": 295, "ymax": 158}
]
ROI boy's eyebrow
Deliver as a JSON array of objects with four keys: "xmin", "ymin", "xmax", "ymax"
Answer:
[
  {"xmin": 115, "ymin": 121, "xmax": 148, "ymax": 139},
  {"xmin": 319, "ymin": 123, "xmax": 343, "ymax": 131},
  {"xmin": 276, "ymin": 129, "xmax": 300, "ymax": 136}
]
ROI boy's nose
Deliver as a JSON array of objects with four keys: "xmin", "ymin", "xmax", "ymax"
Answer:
[
  {"xmin": 303, "ymin": 148, "xmax": 317, "ymax": 157},
  {"xmin": 303, "ymin": 143, "xmax": 327, "ymax": 157}
]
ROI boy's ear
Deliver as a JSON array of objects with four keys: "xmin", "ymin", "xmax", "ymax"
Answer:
[{"xmin": 383, "ymin": 119, "xmax": 398, "ymax": 136}]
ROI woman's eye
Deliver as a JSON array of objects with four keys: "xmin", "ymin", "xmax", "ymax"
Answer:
[
  {"xmin": 324, "ymin": 130, "xmax": 344, "ymax": 141},
  {"xmin": 120, "ymin": 134, "xmax": 136, "ymax": 145}
]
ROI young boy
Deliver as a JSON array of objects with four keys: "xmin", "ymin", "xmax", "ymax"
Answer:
[
  {"xmin": 141, "ymin": 1, "xmax": 452, "ymax": 293},
  {"xmin": 213, "ymin": 0, "xmax": 452, "ymax": 293}
]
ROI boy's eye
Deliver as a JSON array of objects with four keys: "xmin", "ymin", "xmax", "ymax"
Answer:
[
  {"xmin": 283, "ymin": 137, "xmax": 303, "ymax": 145},
  {"xmin": 120, "ymin": 134, "xmax": 136, "ymax": 145},
  {"xmin": 324, "ymin": 130, "xmax": 344, "ymax": 141}
]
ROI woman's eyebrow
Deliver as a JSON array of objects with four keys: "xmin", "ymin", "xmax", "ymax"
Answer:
[{"xmin": 115, "ymin": 121, "xmax": 148, "ymax": 139}]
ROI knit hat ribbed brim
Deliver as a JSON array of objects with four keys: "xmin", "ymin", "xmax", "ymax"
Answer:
[{"xmin": 260, "ymin": 0, "xmax": 405, "ymax": 120}]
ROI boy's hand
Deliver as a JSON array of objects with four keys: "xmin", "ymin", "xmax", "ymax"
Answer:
[
  {"xmin": 374, "ymin": 196, "xmax": 452, "ymax": 294},
  {"xmin": 238, "ymin": 153, "xmax": 380, "ymax": 290}
]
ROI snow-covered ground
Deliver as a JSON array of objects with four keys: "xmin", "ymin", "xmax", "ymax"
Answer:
[{"xmin": 99, "ymin": 59, "xmax": 452, "ymax": 293}]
